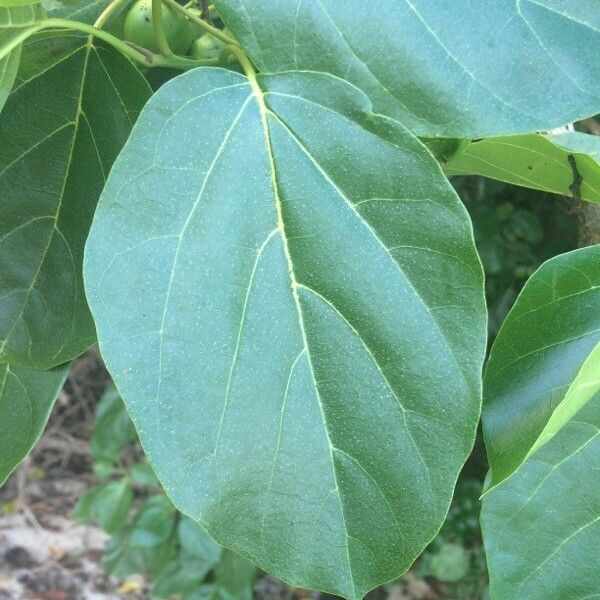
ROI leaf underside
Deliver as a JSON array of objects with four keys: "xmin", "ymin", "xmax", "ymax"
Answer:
[
  {"xmin": 0, "ymin": 29, "xmax": 151, "ymax": 368},
  {"xmin": 483, "ymin": 245, "xmax": 600, "ymax": 490},
  {"xmin": 215, "ymin": 0, "xmax": 600, "ymax": 137},
  {"xmin": 481, "ymin": 390, "xmax": 600, "ymax": 600},
  {"xmin": 84, "ymin": 67, "xmax": 486, "ymax": 599},
  {"xmin": 444, "ymin": 132, "xmax": 600, "ymax": 202},
  {"xmin": 0, "ymin": 361, "xmax": 68, "ymax": 485}
]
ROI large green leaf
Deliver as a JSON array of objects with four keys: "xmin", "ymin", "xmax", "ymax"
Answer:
[
  {"xmin": 84, "ymin": 68, "xmax": 486, "ymax": 599},
  {"xmin": 0, "ymin": 3, "xmax": 43, "ymax": 111},
  {"xmin": 0, "ymin": 24, "xmax": 151, "ymax": 368},
  {"xmin": 481, "ymin": 391, "xmax": 600, "ymax": 600},
  {"xmin": 0, "ymin": 361, "xmax": 68, "ymax": 485},
  {"xmin": 214, "ymin": 0, "xmax": 600, "ymax": 138},
  {"xmin": 444, "ymin": 132, "xmax": 600, "ymax": 202},
  {"xmin": 0, "ymin": 0, "xmax": 41, "ymax": 6},
  {"xmin": 483, "ymin": 246, "xmax": 600, "ymax": 491},
  {"xmin": 554, "ymin": 131, "xmax": 600, "ymax": 160},
  {"xmin": 51, "ymin": 0, "xmax": 110, "ymax": 23}
]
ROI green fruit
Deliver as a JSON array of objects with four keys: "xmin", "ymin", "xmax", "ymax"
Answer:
[
  {"xmin": 106, "ymin": 11, "xmax": 127, "ymax": 38},
  {"xmin": 186, "ymin": 8, "xmax": 205, "ymax": 39},
  {"xmin": 190, "ymin": 32, "xmax": 225, "ymax": 60},
  {"xmin": 123, "ymin": 0, "xmax": 193, "ymax": 55}
]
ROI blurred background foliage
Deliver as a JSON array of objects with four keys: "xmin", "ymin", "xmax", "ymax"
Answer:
[
  {"xmin": 74, "ymin": 387, "xmax": 257, "ymax": 600},
  {"xmin": 456, "ymin": 176, "xmax": 578, "ymax": 339}
]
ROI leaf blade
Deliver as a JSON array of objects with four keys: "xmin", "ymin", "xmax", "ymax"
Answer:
[
  {"xmin": 84, "ymin": 67, "xmax": 486, "ymax": 599},
  {"xmin": 481, "ymin": 391, "xmax": 600, "ymax": 600},
  {"xmin": 0, "ymin": 28, "xmax": 151, "ymax": 368},
  {"xmin": 483, "ymin": 246, "xmax": 600, "ymax": 490},
  {"xmin": 0, "ymin": 361, "xmax": 68, "ymax": 485},
  {"xmin": 214, "ymin": 0, "xmax": 600, "ymax": 137},
  {"xmin": 444, "ymin": 132, "xmax": 600, "ymax": 202},
  {"xmin": 0, "ymin": 3, "xmax": 44, "ymax": 111}
]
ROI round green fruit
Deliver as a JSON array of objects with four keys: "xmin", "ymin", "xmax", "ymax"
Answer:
[
  {"xmin": 190, "ymin": 32, "xmax": 226, "ymax": 60},
  {"xmin": 185, "ymin": 8, "xmax": 205, "ymax": 39},
  {"xmin": 123, "ymin": 0, "xmax": 194, "ymax": 55}
]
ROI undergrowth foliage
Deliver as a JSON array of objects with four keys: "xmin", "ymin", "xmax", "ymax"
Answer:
[
  {"xmin": 75, "ymin": 387, "xmax": 257, "ymax": 600},
  {"xmin": 0, "ymin": 1, "xmax": 599, "ymax": 599}
]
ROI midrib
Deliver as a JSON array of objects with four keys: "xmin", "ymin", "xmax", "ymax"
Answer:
[{"xmin": 247, "ymin": 72, "xmax": 357, "ymax": 599}]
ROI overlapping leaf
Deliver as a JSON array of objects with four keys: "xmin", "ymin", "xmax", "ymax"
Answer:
[
  {"xmin": 84, "ymin": 67, "xmax": 486, "ymax": 599},
  {"xmin": 0, "ymin": 12, "xmax": 151, "ymax": 368},
  {"xmin": 444, "ymin": 132, "xmax": 600, "ymax": 202},
  {"xmin": 483, "ymin": 246, "xmax": 600, "ymax": 490},
  {"xmin": 0, "ymin": 0, "xmax": 41, "ymax": 6},
  {"xmin": 481, "ymin": 391, "xmax": 600, "ymax": 600},
  {"xmin": 0, "ymin": 361, "xmax": 68, "ymax": 485},
  {"xmin": 214, "ymin": 0, "xmax": 600, "ymax": 138},
  {"xmin": 0, "ymin": 2, "xmax": 43, "ymax": 111}
]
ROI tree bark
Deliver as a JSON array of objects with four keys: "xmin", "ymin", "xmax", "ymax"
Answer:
[{"xmin": 577, "ymin": 202, "xmax": 600, "ymax": 246}]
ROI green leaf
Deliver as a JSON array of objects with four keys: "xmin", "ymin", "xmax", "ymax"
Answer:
[
  {"xmin": 84, "ymin": 68, "xmax": 486, "ymax": 599},
  {"xmin": 103, "ymin": 531, "xmax": 147, "ymax": 577},
  {"xmin": 0, "ymin": 3, "xmax": 44, "ymax": 112},
  {"xmin": 150, "ymin": 522, "xmax": 218, "ymax": 598},
  {"xmin": 74, "ymin": 479, "xmax": 133, "ymax": 533},
  {"xmin": 130, "ymin": 460, "xmax": 158, "ymax": 486},
  {"xmin": 553, "ymin": 131, "xmax": 600, "ymax": 160},
  {"xmin": 481, "ymin": 391, "xmax": 600, "ymax": 600},
  {"xmin": 214, "ymin": 550, "xmax": 257, "ymax": 600},
  {"xmin": 130, "ymin": 494, "xmax": 176, "ymax": 548},
  {"xmin": 427, "ymin": 543, "xmax": 469, "ymax": 583},
  {"xmin": 445, "ymin": 132, "xmax": 600, "ymax": 202},
  {"xmin": 185, "ymin": 585, "xmax": 219, "ymax": 600},
  {"xmin": 152, "ymin": 557, "xmax": 210, "ymax": 599},
  {"xmin": 214, "ymin": 0, "xmax": 600, "ymax": 137},
  {"xmin": 0, "ymin": 0, "xmax": 41, "ymax": 7},
  {"xmin": 178, "ymin": 517, "xmax": 222, "ymax": 572},
  {"xmin": 143, "ymin": 531, "xmax": 178, "ymax": 578},
  {"xmin": 181, "ymin": 551, "xmax": 257, "ymax": 600},
  {"xmin": 0, "ymin": 361, "xmax": 67, "ymax": 485},
  {"xmin": 483, "ymin": 246, "xmax": 600, "ymax": 491},
  {"xmin": 0, "ymin": 23, "xmax": 151, "ymax": 368},
  {"xmin": 50, "ymin": 0, "xmax": 109, "ymax": 22},
  {"xmin": 421, "ymin": 138, "xmax": 470, "ymax": 164},
  {"xmin": 91, "ymin": 386, "xmax": 137, "ymax": 465}
]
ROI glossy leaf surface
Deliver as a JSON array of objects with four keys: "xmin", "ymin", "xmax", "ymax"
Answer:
[
  {"xmin": 482, "ymin": 391, "xmax": 600, "ymax": 600},
  {"xmin": 214, "ymin": 0, "xmax": 600, "ymax": 137},
  {"xmin": 85, "ymin": 67, "xmax": 486, "ymax": 599},
  {"xmin": 483, "ymin": 246, "xmax": 600, "ymax": 490},
  {"xmin": 445, "ymin": 132, "xmax": 600, "ymax": 202},
  {"xmin": 0, "ymin": 361, "xmax": 68, "ymax": 485},
  {"xmin": 0, "ymin": 25, "xmax": 151, "ymax": 368}
]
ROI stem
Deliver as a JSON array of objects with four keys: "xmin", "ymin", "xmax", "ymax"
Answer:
[
  {"xmin": 228, "ymin": 44, "xmax": 256, "ymax": 80},
  {"xmin": 161, "ymin": 0, "xmax": 238, "ymax": 46},
  {"xmin": 0, "ymin": 24, "xmax": 45, "ymax": 61},
  {"xmin": 37, "ymin": 19, "xmax": 218, "ymax": 69},
  {"xmin": 42, "ymin": 18, "xmax": 150, "ymax": 63},
  {"xmin": 94, "ymin": 0, "xmax": 131, "ymax": 28},
  {"xmin": 152, "ymin": 0, "xmax": 174, "ymax": 58}
]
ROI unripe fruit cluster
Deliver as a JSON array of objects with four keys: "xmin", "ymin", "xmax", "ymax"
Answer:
[{"xmin": 123, "ymin": 0, "xmax": 233, "ymax": 63}]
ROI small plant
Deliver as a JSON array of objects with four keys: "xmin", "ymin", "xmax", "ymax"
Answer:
[{"xmin": 74, "ymin": 387, "xmax": 257, "ymax": 599}]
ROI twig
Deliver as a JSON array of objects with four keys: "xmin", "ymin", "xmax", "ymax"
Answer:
[{"xmin": 567, "ymin": 154, "xmax": 582, "ymax": 201}]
